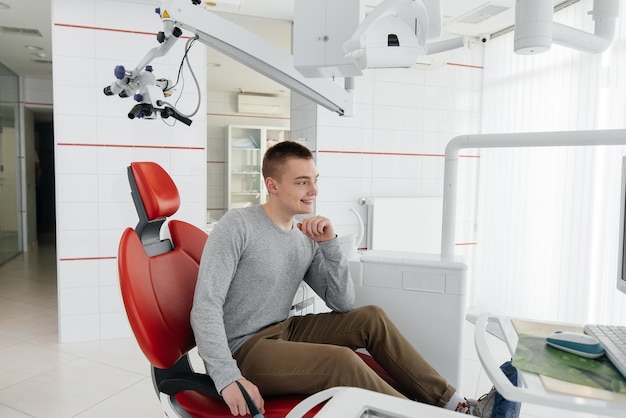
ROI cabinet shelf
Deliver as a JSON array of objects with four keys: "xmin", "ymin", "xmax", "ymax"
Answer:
[{"xmin": 227, "ymin": 125, "xmax": 290, "ymax": 210}]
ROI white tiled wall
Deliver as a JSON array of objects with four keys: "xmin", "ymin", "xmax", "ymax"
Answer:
[
  {"xmin": 52, "ymin": 0, "xmax": 207, "ymax": 342},
  {"xmin": 292, "ymin": 46, "xmax": 484, "ymax": 259}
]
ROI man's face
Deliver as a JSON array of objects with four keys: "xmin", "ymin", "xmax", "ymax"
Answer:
[{"xmin": 270, "ymin": 157, "xmax": 318, "ymax": 215}]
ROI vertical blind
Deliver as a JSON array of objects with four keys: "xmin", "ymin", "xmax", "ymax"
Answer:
[{"xmin": 470, "ymin": 0, "xmax": 626, "ymax": 325}]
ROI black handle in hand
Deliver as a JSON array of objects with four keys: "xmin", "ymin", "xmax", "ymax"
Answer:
[{"xmin": 235, "ymin": 380, "xmax": 264, "ymax": 418}]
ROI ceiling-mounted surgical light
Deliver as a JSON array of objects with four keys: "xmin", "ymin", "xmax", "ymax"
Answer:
[
  {"xmin": 513, "ymin": 0, "xmax": 552, "ymax": 54},
  {"xmin": 343, "ymin": 0, "xmax": 430, "ymax": 70},
  {"xmin": 342, "ymin": 0, "xmax": 467, "ymax": 71},
  {"xmin": 514, "ymin": 0, "xmax": 619, "ymax": 55}
]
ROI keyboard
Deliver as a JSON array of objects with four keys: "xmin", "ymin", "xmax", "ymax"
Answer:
[{"xmin": 583, "ymin": 324, "xmax": 626, "ymax": 378}]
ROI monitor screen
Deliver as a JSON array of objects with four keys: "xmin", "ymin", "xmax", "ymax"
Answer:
[{"xmin": 618, "ymin": 156, "xmax": 626, "ymax": 294}]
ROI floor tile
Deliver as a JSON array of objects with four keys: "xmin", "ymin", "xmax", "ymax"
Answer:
[
  {"xmin": 81, "ymin": 338, "xmax": 152, "ymax": 377},
  {"xmin": 0, "ymin": 403, "xmax": 32, "ymax": 418},
  {"xmin": 0, "ymin": 306, "xmax": 58, "ymax": 342},
  {"xmin": 0, "ymin": 341, "xmax": 76, "ymax": 389},
  {"xmin": 0, "ymin": 358, "xmax": 145, "ymax": 418},
  {"xmin": 73, "ymin": 378, "xmax": 163, "ymax": 418}
]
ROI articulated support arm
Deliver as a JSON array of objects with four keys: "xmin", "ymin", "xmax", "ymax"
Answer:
[{"xmin": 104, "ymin": 0, "xmax": 354, "ymax": 125}]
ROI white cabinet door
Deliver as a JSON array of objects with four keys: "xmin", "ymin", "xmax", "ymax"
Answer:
[{"xmin": 227, "ymin": 125, "xmax": 290, "ymax": 210}]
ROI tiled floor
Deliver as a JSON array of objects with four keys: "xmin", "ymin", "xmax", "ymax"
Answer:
[{"xmin": 0, "ymin": 238, "xmax": 611, "ymax": 417}]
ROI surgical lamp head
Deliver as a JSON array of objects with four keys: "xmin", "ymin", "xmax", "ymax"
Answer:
[{"xmin": 343, "ymin": 0, "xmax": 431, "ymax": 70}]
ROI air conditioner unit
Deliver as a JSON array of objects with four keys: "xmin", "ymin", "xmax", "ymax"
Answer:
[{"xmin": 237, "ymin": 94, "xmax": 284, "ymax": 115}]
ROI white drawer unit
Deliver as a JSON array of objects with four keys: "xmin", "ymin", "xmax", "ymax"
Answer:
[{"xmin": 349, "ymin": 250, "xmax": 467, "ymax": 390}]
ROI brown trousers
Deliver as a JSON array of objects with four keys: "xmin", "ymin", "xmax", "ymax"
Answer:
[{"xmin": 232, "ymin": 305, "xmax": 456, "ymax": 407}]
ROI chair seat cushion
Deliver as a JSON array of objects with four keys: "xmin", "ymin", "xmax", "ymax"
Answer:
[
  {"xmin": 175, "ymin": 353, "xmax": 400, "ymax": 417},
  {"xmin": 176, "ymin": 391, "xmax": 322, "ymax": 418}
]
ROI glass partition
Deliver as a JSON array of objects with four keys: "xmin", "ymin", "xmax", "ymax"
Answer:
[{"xmin": 0, "ymin": 62, "xmax": 22, "ymax": 265}]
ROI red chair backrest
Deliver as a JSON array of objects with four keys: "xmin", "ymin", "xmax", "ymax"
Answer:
[
  {"xmin": 118, "ymin": 162, "xmax": 208, "ymax": 369},
  {"xmin": 131, "ymin": 161, "xmax": 180, "ymax": 221}
]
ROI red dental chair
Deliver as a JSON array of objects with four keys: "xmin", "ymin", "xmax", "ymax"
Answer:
[{"xmin": 117, "ymin": 161, "xmax": 402, "ymax": 417}]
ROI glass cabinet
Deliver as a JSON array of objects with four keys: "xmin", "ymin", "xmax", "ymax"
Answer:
[{"xmin": 227, "ymin": 125, "xmax": 289, "ymax": 210}]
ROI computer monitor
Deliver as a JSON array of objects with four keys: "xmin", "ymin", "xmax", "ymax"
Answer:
[{"xmin": 618, "ymin": 156, "xmax": 626, "ymax": 294}]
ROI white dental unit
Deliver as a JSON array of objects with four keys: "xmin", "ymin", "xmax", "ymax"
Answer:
[
  {"xmin": 349, "ymin": 250, "xmax": 467, "ymax": 389},
  {"xmin": 104, "ymin": 0, "xmax": 622, "ymax": 416}
]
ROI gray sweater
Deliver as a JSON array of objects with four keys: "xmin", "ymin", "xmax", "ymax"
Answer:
[{"xmin": 190, "ymin": 205, "xmax": 354, "ymax": 393}]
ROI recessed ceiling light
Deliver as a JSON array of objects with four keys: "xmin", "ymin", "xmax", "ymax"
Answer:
[
  {"xmin": 25, "ymin": 45, "xmax": 44, "ymax": 51},
  {"xmin": 0, "ymin": 3, "xmax": 10, "ymax": 10},
  {"xmin": 207, "ymin": 62, "xmax": 221, "ymax": 67},
  {"xmin": 203, "ymin": 1, "xmax": 240, "ymax": 10}
]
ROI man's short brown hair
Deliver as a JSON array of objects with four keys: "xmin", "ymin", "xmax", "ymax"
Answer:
[{"xmin": 262, "ymin": 141, "xmax": 313, "ymax": 180}]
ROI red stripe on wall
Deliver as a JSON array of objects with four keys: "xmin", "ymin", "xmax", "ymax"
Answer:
[
  {"xmin": 59, "ymin": 256, "xmax": 117, "ymax": 261},
  {"xmin": 317, "ymin": 150, "xmax": 480, "ymax": 158},
  {"xmin": 56, "ymin": 143, "xmax": 204, "ymax": 150},
  {"xmin": 53, "ymin": 23, "xmax": 195, "ymax": 39},
  {"xmin": 446, "ymin": 62, "xmax": 484, "ymax": 69}
]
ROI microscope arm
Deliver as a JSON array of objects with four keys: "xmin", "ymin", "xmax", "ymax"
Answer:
[
  {"xmin": 161, "ymin": 0, "xmax": 354, "ymax": 116},
  {"xmin": 104, "ymin": 0, "xmax": 354, "ymax": 125}
]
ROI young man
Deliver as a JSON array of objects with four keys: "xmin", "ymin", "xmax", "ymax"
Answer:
[{"xmin": 191, "ymin": 141, "xmax": 490, "ymax": 416}]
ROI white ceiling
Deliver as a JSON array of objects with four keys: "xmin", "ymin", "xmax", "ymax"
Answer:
[{"xmin": 0, "ymin": 0, "xmax": 570, "ymax": 94}]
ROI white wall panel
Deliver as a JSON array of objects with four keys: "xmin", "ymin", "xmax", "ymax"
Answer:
[
  {"xmin": 294, "ymin": 43, "xmax": 484, "ymax": 252},
  {"xmin": 99, "ymin": 259, "xmax": 118, "ymax": 287},
  {"xmin": 58, "ymin": 260, "xmax": 99, "ymax": 288}
]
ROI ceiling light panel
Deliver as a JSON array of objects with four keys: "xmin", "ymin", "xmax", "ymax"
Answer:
[
  {"xmin": 454, "ymin": 4, "xmax": 509, "ymax": 25},
  {"xmin": 0, "ymin": 26, "xmax": 43, "ymax": 36}
]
